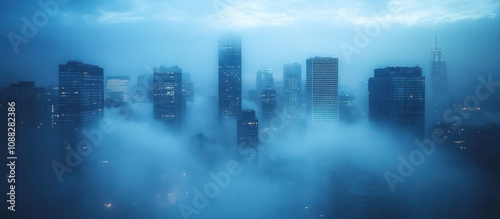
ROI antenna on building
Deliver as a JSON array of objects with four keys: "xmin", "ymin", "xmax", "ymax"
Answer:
[{"xmin": 434, "ymin": 28, "xmax": 437, "ymax": 49}]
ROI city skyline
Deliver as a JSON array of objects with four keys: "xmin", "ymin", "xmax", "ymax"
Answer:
[{"xmin": 1, "ymin": 1, "xmax": 499, "ymax": 218}]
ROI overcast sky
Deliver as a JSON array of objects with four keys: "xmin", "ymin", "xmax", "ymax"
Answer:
[{"xmin": 1, "ymin": 0, "xmax": 499, "ymax": 91}]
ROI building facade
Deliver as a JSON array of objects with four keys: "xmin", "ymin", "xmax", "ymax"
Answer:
[
  {"xmin": 305, "ymin": 57, "xmax": 339, "ymax": 129},
  {"xmin": 153, "ymin": 66, "xmax": 185, "ymax": 129},
  {"xmin": 368, "ymin": 66, "xmax": 425, "ymax": 136},
  {"xmin": 218, "ymin": 33, "xmax": 242, "ymax": 120}
]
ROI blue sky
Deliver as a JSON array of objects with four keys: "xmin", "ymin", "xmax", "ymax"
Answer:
[{"xmin": 1, "ymin": 0, "xmax": 499, "ymax": 91}]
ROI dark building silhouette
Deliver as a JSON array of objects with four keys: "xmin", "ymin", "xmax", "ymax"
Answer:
[
  {"xmin": 369, "ymin": 66, "xmax": 425, "ymax": 137},
  {"xmin": 59, "ymin": 61, "xmax": 104, "ymax": 138},
  {"xmin": 237, "ymin": 110, "xmax": 259, "ymax": 159},
  {"xmin": 153, "ymin": 66, "xmax": 185, "ymax": 129},
  {"xmin": 283, "ymin": 63, "xmax": 302, "ymax": 113},
  {"xmin": 218, "ymin": 33, "xmax": 242, "ymax": 120},
  {"xmin": 261, "ymin": 89, "xmax": 277, "ymax": 126},
  {"xmin": 0, "ymin": 81, "xmax": 48, "ymax": 128},
  {"xmin": 306, "ymin": 57, "xmax": 339, "ymax": 129}
]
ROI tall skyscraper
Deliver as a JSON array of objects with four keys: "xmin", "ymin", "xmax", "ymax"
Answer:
[
  {"xmin": 305, "ymin": 57, "xmax": 339, "ymax": 129},
  {"xmin": 218, "ymin": 33, "xmax": 242, "ymax": 120},
  {"xmin": 59, "ymin": 61, "xmax": 104, "ymax": 136},
  {"xmin": 153, "ymin": 66, "xmax": 185, "ymax": 129},
  {"xmin": 283, "ymin": 63, "xmax": 302, "ymax": 112},
  {"xmin": 237, "ymin": 110, "xmax": 259, "ymax": 159},
  {"xmin": 430, "ymin": 33, "xmax": 447, "ymax": 101},
  {"xmin": 105, "ymin": 76, "xmax": 130, "ymax": 105},
  {"xmin": 368, "ymin": 66, "xmax": 425, "ymax": 136}
]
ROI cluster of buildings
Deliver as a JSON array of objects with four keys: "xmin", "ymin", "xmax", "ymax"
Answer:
[{"xmin": 0, "ymin": 33, "xmax": 488, "ymax": 153}]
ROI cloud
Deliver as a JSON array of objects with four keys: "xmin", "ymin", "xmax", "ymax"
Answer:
[{"xmin": 205, "ymin": 0, "xmax": 500, "ymax": 28}]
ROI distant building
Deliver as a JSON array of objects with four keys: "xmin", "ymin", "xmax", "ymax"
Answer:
[
  {"xmin": 261, "ymin": 89, "xmax": 277, "ymax": 126},
  {"xmin": 59, "ymin": 61, "xmax": 104, "ymax": 136},
  {"xmin": 237, "ymin": 110, "xmax": 259, "ymax": 159},
  {"xmin": 153, "ymin": 66, "xmax": 185, "ymax": 129},
  {"xmin": 1, "ymin": 81, "xmax": 48, "ymax": 128},
  {"xmin": 305, "ymin": 57, "xmax": 339, "ymax": 129},
  {"xmin": 45, "ymin": 86, "xmax": 59, "ymax": 128},
  {"xmin": 105, "ymin": 76, "xmax": 130, "ymax": 105},
  {"xmin": 429, "ymin": 34, "xmax": 447, "ymax": 101},
  {"xmin": 428, "ymin": 34, "xmax": 448, "ymax": 124},
  {"xmin": 339, "ymin": 92, "xmax": 357, "ymax": 125},
  {"xmin": 256, "ymin": 69, "xmax": 274, "ymax": 91},
  {"xmin": 218, "ymin": 33, "xmax": 242, "ymax": 120},
  {"xmin": 369, "ymin": 66, "xmax": 425, "ymax": 136},
  {"xmin": 283, "ymin": 63, "xmax": 302, "ymax": 113},
  {"xmin": 132, "ymin": 74, "xmax": 153, "ymax": 103},
  {"xmin": 182, "ymin": 73, "xmax": 194, "ymax": 104}
]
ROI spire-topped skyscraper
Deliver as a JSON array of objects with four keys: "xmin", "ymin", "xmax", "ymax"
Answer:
[{"xmin": 430, "ymin": 31, "xmax": 447, "ymax": 101}]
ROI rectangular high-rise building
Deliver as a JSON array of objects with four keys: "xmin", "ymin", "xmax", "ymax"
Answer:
[
  {"xmin": 283, "ymin": 63, "xmax": 302, "ymax": 112},
  {"xmin": 368, "ymin": 66, "xmax": 425, "ymax": 136},
  {"xmin": 237, "ymin": 110, "xmax": 259, "ymax": 159},
  {"xmin": 153, "ymin": 66, "xmax": 185, "ymax": 129},
  {"xmin": 59, "ymin": 61, "xmax": 104, "ymax": 135},
  {"xmin": 218, "ymin": 33, "xmax": 242, "ymax": 120},
  {"xmin": 305, "ymin": 57, "xmax": 339, "ymax": 129}
]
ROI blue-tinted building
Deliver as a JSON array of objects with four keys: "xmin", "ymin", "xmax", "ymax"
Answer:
[
  {"xmin": 283, "ymin": 63, "xmax": 302, "ymax": 112},
  {"xmin": 369, "ymin": 66, "xmax": 425, "ymax": 136},
  {"xmin": 59, "ymin": 61, "xmax": 104, "ymax": 135},
  {"xmin": 218, "ymin": 33, "xmax": 242, "ymax": 120},
  {"xmin": 153, "ymin": 66, "xmax": 185, "ymax": 129},
  {"xmin": 305, "ymin": 57, "xmax": 339, "ymax": 129}
]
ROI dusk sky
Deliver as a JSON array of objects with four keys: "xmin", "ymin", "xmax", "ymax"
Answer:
[{"xmin": 1, "ymin": 0, "xmax": 500, "ymax": 90}]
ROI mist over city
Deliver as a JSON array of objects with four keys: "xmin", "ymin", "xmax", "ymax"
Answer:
[{"xmin": 0, "ymin": 0, "xmax": 499, "ymax": 219}]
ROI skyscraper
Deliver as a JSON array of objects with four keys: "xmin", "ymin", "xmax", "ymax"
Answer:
[
  {"xmin": 153, "ymin": 66, "xmax": 185, "ymax": 129},
  {"xmin": 59, "ymin": 61, "xmax": 104, "ymax": 135},
  {"xmin": 368, "ymin": 66, "xmax": 425, "ymax": 136},
  {"xmin": 237, "ymin": 110, "xmax": 259, "ymax": 159},
  {"xmin": 283, "ymin": 63, "xmax": 302, "ymax": 112},
  {"xmin": 305, "ymin": 57, "xmax": 339, "ymax": 129},
  {"xmin": 430, "ymin": 33, "xmax": 447, "ymax": 101},
  {"xmin": 218, "ymin": 33, "xmax": 242, "ymax": 120}
]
